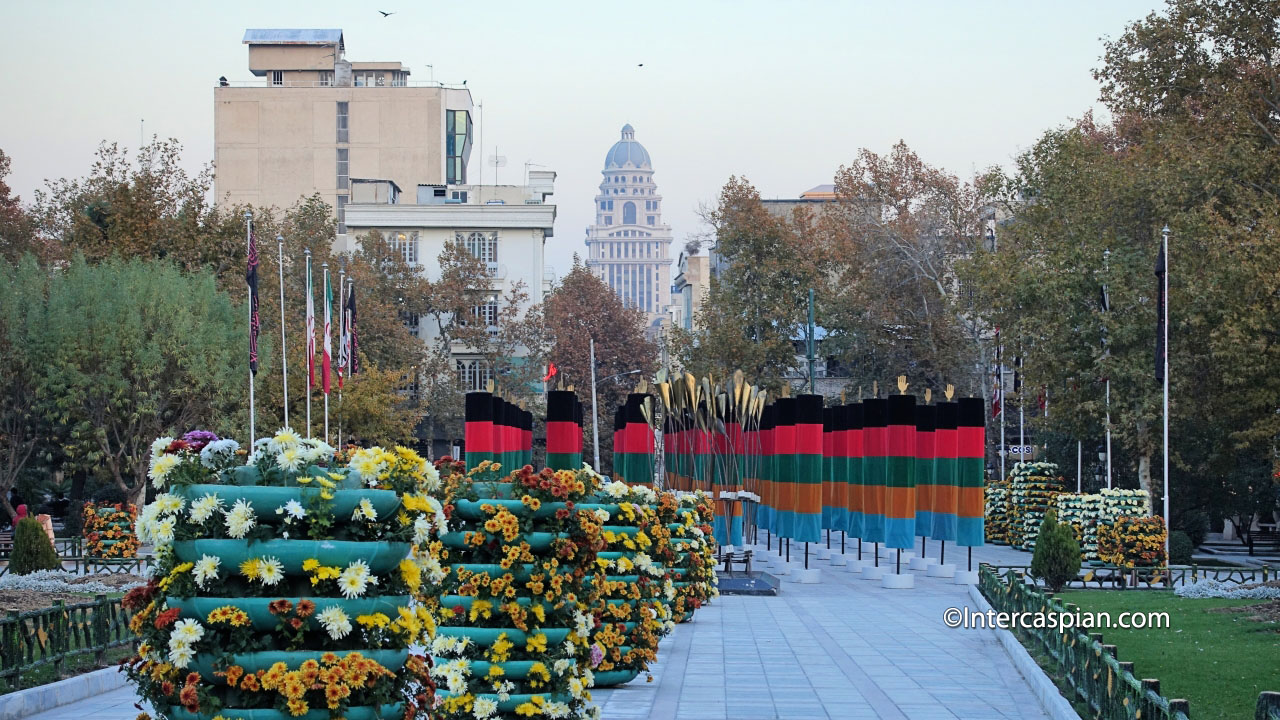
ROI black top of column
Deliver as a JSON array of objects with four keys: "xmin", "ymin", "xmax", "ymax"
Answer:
[
  {"xmin": 958, "ymin": 397, "xmax": 985, "ymax": 427},
  {"xmin": 466, "ymin": 391, "xmax": 493, "ymax": 421}
]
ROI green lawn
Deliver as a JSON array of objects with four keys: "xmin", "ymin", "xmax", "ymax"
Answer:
[{"xmin": 1059, "ymin": 590, "xmax": 1280, "ymax": 720}]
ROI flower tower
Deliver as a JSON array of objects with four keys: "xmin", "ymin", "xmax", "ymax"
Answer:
[
  {"xmin": 429, "ymin": 462, "xmax": 605, "ymax": 719},
  {"xmin": 660, "ymin": 491, "xmax": 718, "ymax": 623},
  {"xmin": 124, "ymin": 429, "xmax": 446, "ymax": 720},
  {"xmin": 83, "ymin": 501, "xmax": 140, "ymax": 559}
]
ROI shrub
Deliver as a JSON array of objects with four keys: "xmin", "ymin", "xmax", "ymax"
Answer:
[
  {"xmin": 1169, "ymin": 530, "xmax": 1194, "ymax": 565},
  {"xmin": 10, "ymin": 517, "xmax": 62, "ymax": 575},
  {"xmin": 1030, "ymin": 509, "xmax": 1081, "ymax": 592}
]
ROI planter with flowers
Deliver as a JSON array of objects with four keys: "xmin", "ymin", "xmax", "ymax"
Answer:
[
  {"xmin": 429, "ymin": 461, "xmax": 606, "ymax": 719},
  {"xmin": 83, "ymin": 501, "xmax": 140, "ymax": 559},
  {"xmin": 124, "ymin": 429, "xmax": 447, "ymax": 720},
  {"xmin": 1098, "ymin": 515, "xmax": 1168, "ymax": 570},
  {"xmin": 665, "ymin": 492, "xmax": 718, "ymax": 622}
]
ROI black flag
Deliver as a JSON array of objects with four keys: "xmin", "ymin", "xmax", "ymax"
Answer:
[
  {"xmin": 1155, "ymin": 237, "xmax": 1167, "ymax": 382},
  {"xmin": 247, "ymin": 223, "xmax": 260, "ymax": 374},
  {"xmin": 346, "ymin": 280, "xmax": 358, "ymax": 375}
]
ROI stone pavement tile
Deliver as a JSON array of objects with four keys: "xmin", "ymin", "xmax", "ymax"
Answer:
[{"xmin": 897, "ymin": 705, "xmax": 960, "ymax": 720}]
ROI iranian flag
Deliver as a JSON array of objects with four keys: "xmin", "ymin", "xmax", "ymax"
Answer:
[{"xmin": 322, "ymin": 267, "xmax": 332, "ymax": 395}]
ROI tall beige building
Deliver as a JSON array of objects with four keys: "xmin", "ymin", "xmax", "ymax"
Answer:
[{"xmin": 214, "ymin": 29, "xmax": 474, "ymax": 234}]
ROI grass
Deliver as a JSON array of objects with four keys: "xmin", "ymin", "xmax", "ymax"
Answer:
[{"xmin": 1058, "ymin": 590, "xmax": 1280, "ymax": 720}]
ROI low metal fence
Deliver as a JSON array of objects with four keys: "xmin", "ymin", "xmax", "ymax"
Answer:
[
  {"xmin": 0, "ymin": 556, "xmax": 152, "ymax": 579},
  {"xmin": 0, "ymin": 595, "xmax": 136, "ymax": 690},
  {"xmin": 979, "ymin": 564, "xmax": 1192, "ymax": 719},
  {"xmin": 983, "ymin": 563, "xmax": 1270, "ymax": 589}
]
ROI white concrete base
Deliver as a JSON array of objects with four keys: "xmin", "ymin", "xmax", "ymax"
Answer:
[
  {"xmin": 794, "ymin": 568, "xmax": 822, "ymax": 584},
  {"xmin": 860, "ymin": 565, "xmax": 884, "ymax": 580},
  {"xmin": 908, "ymin": 557, "xmax": 931, "ymax": 571},
  {"xmin": 953, "ymin": 570, "xmax": 980, "ymax": 584},
  {"xmin": 926, "ymin": 563, "xmax": 957, "ymax": 578},
  {"xmin": 816, "ymin": 547, "xmax": 832, "ymax": 560},
  {"xmin": 879, "ymin": 548, "xmax": 914, "ymax": 561},
  {"xmin": 829, "ymin": 553, "xmax": 848, "ymax": 566},
  {"xmin": 881, "ymin": 572, "xmax": 915, "ymax": 589},
  {"xmin": 771, "ymin": 561, "xmax": 791, "ymax": 575},
  {"xmin": 843, "ymin": 559, "xmax": 864, "ymax": 573}
]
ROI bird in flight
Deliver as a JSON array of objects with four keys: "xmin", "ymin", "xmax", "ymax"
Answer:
[
  {"xmin": 637, "ymin": 63, "xmax": 644, "ymax": 67},
  {"xmin": 379, "ymin": 10, "xmax": 395, "ymax": 17}
]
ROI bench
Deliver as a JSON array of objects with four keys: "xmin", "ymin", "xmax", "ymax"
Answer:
[{"xmin": 719, "ymin": 549, "xmax": 753, "ymax": 576}]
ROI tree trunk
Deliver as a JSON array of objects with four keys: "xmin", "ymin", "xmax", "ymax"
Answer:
[{"xmin": 1137, "ymin": 453, "xmax": 1153, "ymax": 497}]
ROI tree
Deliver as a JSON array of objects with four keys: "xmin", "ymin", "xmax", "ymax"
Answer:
[
  {"xmin": 820, "ymin": 142, "xmax": 989, "ymax": 394},
  {"xmin": 1030, "ymin": 509, "xmax": 1081, "ymax": 592},
  {"xmin": 0, "ymin": 258, "xmax": 47, "ymax": 522},
  {"xmin": 675, "ymin": 177, "xmax": 816, "ymax": 387},
  {"xmin": 40, "ymin": 257, "xmax": 246, "ymax": 505},
  {"xmin": 10, "ymin": 517, "xmax": 61, "ymax": 575},
  {"xmin": 0, "ymin": 149, "xmax": 43, "ymax": 264},
  {"xmin": 544, "ymin": 259, "xmax": 657, "ymax": 472}
]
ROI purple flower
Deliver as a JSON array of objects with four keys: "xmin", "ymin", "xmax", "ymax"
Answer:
[
  {"xmin": 589, "ymin": 644, "xmax": 604, "ymax": 668},
  {"xmin": 181, "ymin": 430, "xmax": 220, "ymax": 451}
]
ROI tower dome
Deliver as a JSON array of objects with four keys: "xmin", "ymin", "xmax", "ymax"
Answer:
[{"xmin": 604, "ymin": 124, "xmax": 651, "ymax": 169}]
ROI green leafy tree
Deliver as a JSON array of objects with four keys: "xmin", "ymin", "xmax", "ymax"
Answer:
[
  {"xmin": 0, "ymin": 258, "xmax": 46, "ymax": 522},
  {"xmin": 10, "ymin": 517, "xmax": 61, "ymax": 575},
  {"xmin": 41, "ymin": 257, "xmax": 246, "ymax": 505},
  {"xmin": 0, "ymin": 150, "xmax": 45, "ymax": 264},
  {"xmin": 1030, "ymin": 509, "xmax": 1081, "ymax": 592}
]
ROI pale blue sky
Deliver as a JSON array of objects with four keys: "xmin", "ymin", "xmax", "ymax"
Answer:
[{"xmin": 1, "ymin": 0, "xmax": 1162, "ymax": 277}]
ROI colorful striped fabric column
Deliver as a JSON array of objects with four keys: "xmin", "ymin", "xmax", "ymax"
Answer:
[
  {"xmin": 956, "ymin": 398, "xmax": 986, "ymax": 547},
  {"xmin": 662, "ymin": 414, "xmax": 676, "ymax": 488},
  {"xmin": 464, "ymin": 391, "xmax": 494, "ymax": 470},
  {"xmin": 522, "ymin": 408, "xmax": 533, "ymax": 467},
  {"xmin": 489, "ymin": 396, "xmax": 506, "ymax": 469},
  {"xmin": 773, "ymin": 398, "xmax": 797, "ymax": 539},
  {"xmin": 914, "ymin": 404, "xmax": 937, "ymax": 539},
  {"xmin": 757, "ymin": 404, "xmax": 776, "ymax": 534},
  {"xmin": 885, "ymin": 394, "xmax": 917, "ymax": 550},
  {"xmin": 822, "ymin": 408, "xmax": 835, "ymax": 531},
  {"xmin": 860, "ymin": 398, "xmax": 887, "ymax": 544},
  {"xmin": 726, "ymin": 408, "xmax": 745, "ymax": 547},
  {"xmin": 693, "ymin": 411, "xmax": 712, "ymax": 494},
  {"xmin": 624, "ymin": 394, "xmax": 654, "ymax": 487},
  {"xmin": 573, "ymin": 396, "xmax": 584, "ymax": 467},
  {"xmin": 793, "ymin": 394, "xmax": 824, "ymax": 543},
  {"xmin": 545, "ymin": 390, "xmax": 580, "ymax": 470},
  {"xmin": 611, "ymin": 406, "xmax": 626, "ymax": 482},
  {"xmin": 931, "ymin": 401, "xmax": 959, "ymax": 542},
  {"xmin": 844, "ymin": 403, "xmax": 864, "ymax": 540},
  {"xmin": 830, "ymin": 405, "xmax": 848, "ymax": 536}
]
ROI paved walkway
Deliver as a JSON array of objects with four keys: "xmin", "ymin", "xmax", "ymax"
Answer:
[{"xmin": 24, "ymin": 542, "xmax": 1049, "ymax": 720}]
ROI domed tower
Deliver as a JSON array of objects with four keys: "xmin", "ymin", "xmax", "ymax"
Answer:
[{"xmin": 584, "ymin": 124, "xmax": 672, "ymax": 327}]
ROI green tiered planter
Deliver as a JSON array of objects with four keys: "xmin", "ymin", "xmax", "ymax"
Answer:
[
  {"xmin": 191, "ymin": 649, "xmax": 410, "ymax": 680},
  {"xmin": 172, "ymin": 539, "xmax": 410, "ymax": 572},
  {"xmin": 174, "ymin": 484, "xmax": 401, "ymax": 520},
  {"xmin": 168, "ymin": 704, "xmax": 403, "ymax": 720},
  {"xmin": 172, "ymin": 596, "xmax": 411, "ymax": 632}
]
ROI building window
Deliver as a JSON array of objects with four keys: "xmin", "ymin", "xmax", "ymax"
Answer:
[
  {"xmin": 391, "ymin": 71, "xmax": 407, "ymax": 86},
  {"xmin": 336, "ymin": 195, "xmax": 347, "ymax": 235},
  {"xmin": 319, "ymin": 71, "xmax": 334, "ymax": 86},
  {"xmin": 271, "ymin": 70, "xmax": 283, "ymax": 86},
  {"xmin": 647, "ymin": 216, "xmax": 655, "ymax": 226},
  {"xmin": 471, "ymin": 298, "xmax": 499, "ymax": 328},
  {"xmin": 336, "ymin": 149, "xmax": 349, "ymax": 190},
  {"xmin": 623, "ymin": 202, "xmax": 636, "ymax": 225},
  {"xmin": 605, "ymin": 216, "xmax": 612, "ymax": 225},
  {"xmin": 460, "ymin": 231, "xmax": 497, "ymax": 263},
  {"xmin": 336, "ymin": 102, "xmax": 349, "ymax": 142},
  {"xmin": 390, "ymin": 231, "xmax": 419, "ymax": 264},
  {"xmin": 402, "ymin": 311, "xmax": 420, "ymax": 338},
  {"xmin": 456, "ymin": 359, "xmax": 493, "ymax": 391},
  {"xmin": 446, "ymin": 110, "xmax": 472, "ymax": 185}
]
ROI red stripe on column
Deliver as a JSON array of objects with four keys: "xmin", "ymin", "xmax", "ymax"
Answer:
[
  {"xmin": 957, "ymin": 427, "xmax": 984, "ymax": 458},
  {"xmin": 465, "ymin": 421, "xmax": 494, "ymax": 452},
  {"xmin": 547, "ymin": 422, "xmax": 578, "ymax": 454},
  {"xmin": 795, "ymin": 424, "xmax": 823, "ymax": 455},
  {"xmin": 887, "ymin": 425, "xmax": 915, "ymax": 456}
]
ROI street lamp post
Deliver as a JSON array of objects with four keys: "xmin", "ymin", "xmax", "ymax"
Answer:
[{"xmin": 588, "ymin": 336, "xmax": 641, "ymax": 472}]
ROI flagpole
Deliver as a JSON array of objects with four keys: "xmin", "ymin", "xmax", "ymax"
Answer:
[
  {"xmin": 1161, "ymin": 225, "xmax": 1170, "ymax": 564},
  {"xmin": 1105, "ymin": 379, "xmax": 1113, "ymax": 489},
  {"xmin": 1103, "ymin": 248, "xmax": 1113, "ymax": 489},
  {"xmin": 323, "ymin": 262, "xmax": 331, "ymax": 444},
  {"xmin": 277, "ymin": 235, "xmax": 289, "ymax": 428},
  {"xmin": 998, "ymin": 348, "xmax": 1005, "ymax": 481},
  {"xmin": 246, "ymin": 210, "xmax": 256, "ymax": 445},
  {"xmin": 305, "ymin": 249, "xmax": 313, "ymax": 439},
  {"xmin": 338, "ymin": 265, "xmax": 345, "ymax": 450}
]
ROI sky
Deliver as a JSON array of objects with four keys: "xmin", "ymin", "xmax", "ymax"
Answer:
[{"xmin": 1, "ymin": 0, "xmax": 1164, "ymax": 278}]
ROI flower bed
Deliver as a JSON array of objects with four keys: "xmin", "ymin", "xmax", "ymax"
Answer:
[
  {"xmin": 428, "ymin": 461, "xmax": 604, "ymax": 719},
  {"xmin": 83, "ymin": 501, "xmax": 140, "ymax": 559},
  {"xmin": 1007, "ymin": 462, "xmax": 1065, "ymax": 551},
  {"xmin": 983, "ymin": 481, "xmax": 1011, "ymax": 545},
  {"xmin": 1097, "ymin": 515, "xmax": 1167, "ymax": 568},
  {"xmin": 124, "ymin": 429, "xmax": 445, "ymax": 720},
  {"xmin": 663, "ymin": 492, "xmax": 718, "ymax": 622},
  {"xmin": 1055, "ymin": 489, "xmax": 1151, "ymax": 563}
]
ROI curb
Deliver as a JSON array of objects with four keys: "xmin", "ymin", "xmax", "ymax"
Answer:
[
  {"xmin": 0, "ymin": 665, "xmax": 130, "ymax": 720},
  {"xmin": 967, "ymin": 583, "xmax": 1080, "ymax": 720}
]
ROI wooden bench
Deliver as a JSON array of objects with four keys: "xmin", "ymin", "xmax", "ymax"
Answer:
[{"xmin": 719, "ymin": 549, "xmax": 753, "ymax": 576}]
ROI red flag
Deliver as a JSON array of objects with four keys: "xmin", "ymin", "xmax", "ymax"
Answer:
[
  {"xmin": 992, "ymin": 371, "xmax": 1002, "ymax": 418},
  {"xmin": 542, "ymin": 362, "xmax": 558, "ymax": 383}
]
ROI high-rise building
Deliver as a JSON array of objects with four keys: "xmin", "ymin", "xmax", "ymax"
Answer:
[
  {"xmin": 584, "ymin": 125, "xmax": 672, "ymax": 327},
  {"xmin": 214, "ymin": 29, "xmax": 474, "ymax": 235}
]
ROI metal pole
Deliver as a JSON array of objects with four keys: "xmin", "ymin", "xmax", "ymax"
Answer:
[
  {"xmin": 305, "ymin": 249, "xmax": 313, "ymax": 439},
  {"xmin": 1161, "ymin": 225, "xmax": 1171, "ymax": 563},
  {"xmin": 807, "ymin": 288, "xmax": 815, "ymax": 394},
  {"xmin": 277, "ymin": 236, "xmax": 289, "ymax": 427},
  {"xmin": 1105, "ymin": 379, "xmax": 1113, "ymax": 489},
  {"xmin": 1077, "ymin": 440, "xmax": 1082, "ymax": 493},
  {"xmin": 999, "ymin": 352, "xmax": 1005, "ymax": 481},
  {"xmin": 246, "ymin": 211, "xmax": 255, "ymax": 446},
  {"xmin": 590, "ymin": 338, "xmax": 601, "ymax": 471},
  {"xmin": 337, "ymin": 266, "xmax": 345, "ymax": 449},
  {"xmin": 323, "ymin": 263, "xmax": 330, "ymax": 444}
]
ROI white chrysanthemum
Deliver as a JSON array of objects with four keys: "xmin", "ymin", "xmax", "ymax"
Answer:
[
  {"xmin": 574, "ymin": 610, "xmax": 593, "ymax": 637},
  {"xmin": 168, "ymin": 644, "xmax": 195, "ymax": 669},
  {"xmin": 420, "ymin": 461, "xmax": 442, "ymax": 492},
  {"xmin": 148, "ymin": 454, "xmax": 181, "ymax": 489},
  {"xmin": 277, "ymin": 499, "xmax": 305, "ymax": 520},
  {"xmin": 154, "ymin": 493, "xmax": 185, "ymax": 514},
  {"xmin": 257, "ymin": 557, "xmax": 284, "ymax": 585},
  {"xmin": 568, "ymin": 676, "xmax": 585, "ymax": 699},
  {"xmin": 602, "ymin": 481, "xmax": 628, "ymax": 499},
  {"xmin": 224, "ymin": 499, "xmax": 256, "ymax": 539},
  {"xmin": 353, "ymin": 498, "xmax": 377, "ymax": 522},
  {"xmin": 552, "ymin": 658, "xmax": 572, "ymax": 676},
  {"xmin": 276, "ymin": 447, "xmax": 304, "ymax": 472},
  {"xmin": 193, "ymin": 554, "xmax": 220, "ymax": 588},
  {"xmin": 338, "ymin": 561, "xmax": 370, "ymax": 598},
  {"xmin": 171, "ymin": 618, "xmax": 204, "ymax": 644},
  {"xmin": 413, "ymin": 516, "xmax": 432, "ymax": 545},
  {"xmin": 199, "ymin": 439, "xmax": 240, "ymax": 468},
  {"xmin": 544, "ymin": 701, "xmax": 571, "ymax": 719},
  {"xmin": 151, "ymin": 436, "xmax": 174, "ymax": 458},
  {"xmin": 494, "ymin": 679, "xmax": 515, "ymax": 702},
  {"xmin": 349, "ymin": 448, "xmax": 388, "ymax": 483},
  {"xmin": 473, "ymin": 696, "xmax": 499, "ymax": 719},
  {"xmin": 189, "ymin": 493, "xmax": 223, "ymax": 524},
  {"xmin": 300, "ymin": 438, "xmax": 335, "ymax": 464},
  {"xmin": 317, "ymin": 606, "xmax": 352, "ymax": 640},
  {"xmin": 151, "ymin": 517, "xmax": 176, "ymax": 546},
  {"xmin": 592, "ymin": 509, "xmax": 610, "ymax": 523},
  {"xmin": 268, "ymin": 427, "xmax": 301, "ymax": 454}
]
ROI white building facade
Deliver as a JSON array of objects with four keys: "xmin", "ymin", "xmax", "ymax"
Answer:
[
  {"xmin": 584, "ymin": 125, "xmax": 673, "ymax": 328},
  {"xmin": 342, "ymin": 172, "xmax": 556, "ymax": 390}
]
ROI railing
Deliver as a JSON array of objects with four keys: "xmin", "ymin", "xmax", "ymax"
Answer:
[
  {"xmin": 0, "ymin": 554, "xmax": 152, "ymax": 578},
  {"xmin": 1258, "ymin": 692, "xmax": 1280, "ymax": 719},
  {"xmin": 216, "ymin": 79, "xmax": 464, "ymax": 89},
  {"xmin": 983, "ymin": 563, "xmax": 1271, "ymax": 589},
  {"xmin": 0, "ymin": 595, "xmax": 135, "ymax": 690},
  {"xmin": 979, "ymin": 564, "xmax": 1192, "ymax": 719}
]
